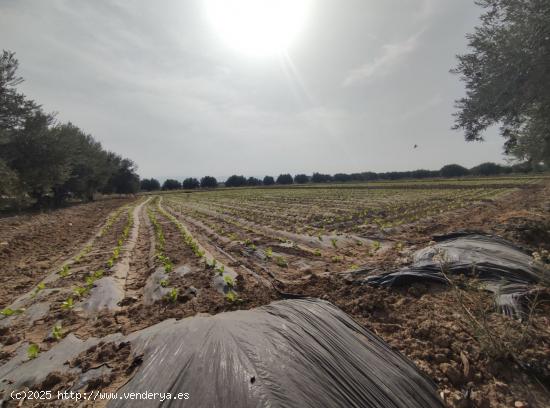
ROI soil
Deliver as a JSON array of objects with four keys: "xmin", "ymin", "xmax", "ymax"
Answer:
[{"xmin": 0, "ymin": 182, "xmax": 549, "ymax": 407}]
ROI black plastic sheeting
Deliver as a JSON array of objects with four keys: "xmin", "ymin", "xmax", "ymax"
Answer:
[
  {"xmin": 110, "ymin": 298, "xmax": 443, "ymax": 408},
  {"xmin": 365, "ymin": 234, "xmax": 545, "ymax": 317}
]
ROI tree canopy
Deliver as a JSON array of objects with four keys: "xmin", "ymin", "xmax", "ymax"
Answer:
[
  {"xmin": 0, "ymin": 50, "xmax": 140, "ymax": 208},
  {"xmin": 200, "ymin": 176, "xmax": 218, "ymax": 188},
  {"xmin": 452, "ymin": 0, "xmax": 550, "ymax": 166}
]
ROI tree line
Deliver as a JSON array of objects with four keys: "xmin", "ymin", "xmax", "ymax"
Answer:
[
  {"xmin": 141, "ymin": 161, "xmax": 538, "ymax": 191},
  {"xmin": 0, "ymin": 51, "xmax": 140, "ymax": 209}
]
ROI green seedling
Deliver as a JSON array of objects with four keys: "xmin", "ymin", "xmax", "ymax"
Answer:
[
  {"xmin": 372, "ymin": 241, "xmax": 381, "ymax": 252},
  {"xmin": 314, "ymin": 249, "xmax": 322, "ymax": 256},
  {"xmin": 74, "ymin": 286, "xmax": 88, "ymax": 297},
  {"xmin": 52, "ymin": 325, "xmax": 63, "ymax": 341},
  {"xmin": 93, "ymin": 269, "xmax": 104, "ymax": 279},
  {"xmin": 27, "ymin": 343, "xmax": 40, "ymax": 359},
  {"xmin": 265, "ymin": 247, "xmax": 273, "ymax": 259},
  {"xmin": 244, "ymin": 239, "xmax": 252, "ymax": 246},
  {"xmin": 224, "ymin": 275, "xmax": 235, "ymax": 288},
  {"xmin": 275, "ymin": 256, "xmax": 288, "ymax": 268},
  {"xmin": 225, "ymin": 290, "xmax": 237, "ymax": 303},
  {"xmin": 62, "ymin": 297, "xmax": 74, "ymax": 310},
  {"xmin": 59, "ymin": 264, "xmax": 71, "ymax": 277},
  {"xmin": 164, "ymin": 262, "xmax": 173, "ymax": 273},
  {"xmin": 32, "ymin": 282, "xmax": 46, "ymax": 297},
  {"xmin": 113, "ymin": 247, "xmax": 120, "ymax": 259},
  {"xmin": 168, "ymin": 288, "xmax": 178, "ymax": 303},
  {"xmin": 216, "ymin": 265, "xmax": 225, "ymax": 275},
  {"xmin": 107, "ymin": 258, "xmax": 114, "ymax": 268},
  {"xmin": 331, "ymin": 255, "xmax": 343, "ymax": 263},
  {"xmin": 331, "ymin": 238, "xmax": 338, "ymax": 249},
  {"xmin": 1, "ymin": 308, "xmax": 24, "ymax": 317},
  {"xmin": 159, "ymin": 279, "xmax": 168, "ymax": 288}
]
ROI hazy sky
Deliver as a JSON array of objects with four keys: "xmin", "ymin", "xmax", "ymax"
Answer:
[{"xmin": 1, "ymin": 0, "xmax": 506, "ymax": 180}]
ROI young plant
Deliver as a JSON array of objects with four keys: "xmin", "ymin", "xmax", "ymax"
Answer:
[
  {"xmin": 159, "ymin": 279, "xmax": 168, "ymax": 288},
  {"xmin": 27, "ymin": 343, "xmax": 40, "ymax": 359},
  {"xmin": 216, "ymin": 264, "xmax": 225, "ymax": 275},
  {"xmin": 275, "ymin": 256, "xmax": 288, "ymax": 268},
  {"xmin": 52, "ymin": 325, "xmax": 63, "ymax": 341},
  {"xmin": 1, "ymin": 308, "xmax": 24, "ymax": 317},
  {"xmin": 265, "ymin": 247, "xmax": 273, "ymax": 259},
  {"xmin": 74, "ymin": 286, "xmax": 88, "ymax": 297},
  {"xmin": 314, "ymin": 249, "xmax": 322, "ymax": 256},
  {"xmin": 331, "ymin": 238, "xmax": 338, "ymax": 249},
  {"xmin": 224, "ymin": 275, "xmax": 235, "ymax": 288},
  {"xmin": 32, "ymin": 282, "xmax": 46, "ymax": 298},
  {"xmin": 59, "ymin": 264, "xmax": 70, "ymax": 278},
  {"xmin": 61, "ymin": 297, "xmax": 74, "ymax": 310},
  {"xmin": 167, "ymin": 288, "xmax": 178, "ymax": 303},
  {"xmin": 371, "ymin": 241, "xmax": 381, "ymax": 252},
  {"xmin": 225, "ymin": 290, "xmax": 237, "ymax": 303}
]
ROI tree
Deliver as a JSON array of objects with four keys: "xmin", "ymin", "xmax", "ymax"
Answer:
[
  {"xmin": 333, "ymin": 173, "xmax": 352, "ymax": 182},
  {"xmin": 200, "ymin": 176, "xmax": 218, "ymax": 188},
  {"xmin": 104, "ymin": 157, "xmax": 140, "ymax": 195},
  {"xmin": 247, "ymin": 176, "xmax": 261, "ymax": 186},
  {"xmin": 263, "ymin": 176, "xmax": 275, "ymax": 186},
  {"xmin": 162, "ymin": 179, "xmax": 181, "ymax": 190},
  {"xmin": 0, "ymin": 50, "xmax": 41, "ymax": 131},
  {"xmin": 440, "ymin": 164, "xmax": 469, "ymax": 178},
  {"xmin": 182, "ymin": 177, "xmax": 200, "ymax": 189},
  {"xmin": 452, "ymin": 0, "xmax": 550, "ymax": 166},
  {"xmin": 225, "ymin": 175, "xmax": 247, "ymax": 187},
  {"xmin": 6, "ymin": 112, "xmax": 71, "ymax": 205},
  {"xmin": 140, "ymin": 178, "xmax": 160, "ymax": 191},
  {"xmin": 470, "ymin": 162, "xmax": 504, "ymax": 176},
  {"xmin": 294, "ymin": 174, "xmax": 309, "ymax": 184},
  {"xmin": 276, "ymin": 174, "xmax": 293, "ymax": 185},
  {"xmin": 311, "ymin": 173, "xmax": 332, "ymax": 183}
]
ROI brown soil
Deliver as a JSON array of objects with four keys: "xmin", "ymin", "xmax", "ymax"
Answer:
[
  {"xmin": 0, "ymin": 183, "xmax": 549, "ymax": 407},
  {"xmin": 0, "ymin": 198, "xmax": 133, "ymax": 309}
]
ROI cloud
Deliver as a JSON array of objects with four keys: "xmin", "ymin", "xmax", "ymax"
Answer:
[{"xmin": 343, "ymin": 30, "xmax": 424, "ymax": 86}]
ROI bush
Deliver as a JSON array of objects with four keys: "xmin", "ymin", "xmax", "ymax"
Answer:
[
  {"xmin": 182, "ymin": 178, "xmax": 199, "ymax": 189},
  {"xmin": 140, "ymin": 178, "xmax": 161, "ymax": 191},
  {"xmin": 200, "ymin": 176, "xmax": 218, "ymax": 188},
  {"xmin": 276, "ymin": 174, "xmax": 293, "ymax": 185},
  {"xmin": 294, "ymin": 174, "xmax": 309, "ymax": 184},
  {"xmin": 247, "ymin": 177, "xmax": 261, "ymax": 186},
  {"xmin": 225, "ymin": 175, "xmax": 247, "ymax": 187},
  {"xmin": 440, "ymin": 164, "xmax": 469, "ymax": 178},
  {"xmin": 263, "ymin": 176, "xmax": 275, "ymax": 186},
  {"xmin": 162, "ymin": 179, "xmax": 181, "ymax": 190}
]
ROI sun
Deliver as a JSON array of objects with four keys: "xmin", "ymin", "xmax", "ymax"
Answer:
[{"xmin": 205, "ymin": 0, "xmax": 310, "ymax": 57}]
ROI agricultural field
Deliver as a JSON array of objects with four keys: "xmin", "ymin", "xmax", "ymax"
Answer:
[{"xmin": 1, "ymin": 176, "xmax": 550, "ymax": 407}]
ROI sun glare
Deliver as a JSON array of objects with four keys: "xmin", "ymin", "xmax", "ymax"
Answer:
[{"xmin": 205, "ymin": 0, "xmax": 310, "ymax": 57}]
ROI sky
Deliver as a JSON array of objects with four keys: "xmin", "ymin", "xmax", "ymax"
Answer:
[{"xmin": 0, "ymin": 0, "xmax": 507, "ymax": 180}]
